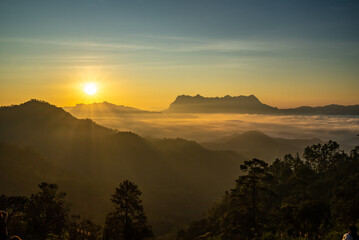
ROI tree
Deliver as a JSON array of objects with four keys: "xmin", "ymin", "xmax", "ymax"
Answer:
[
  {"xmin": 68, "ymin": 215, "xmax": 102, "ymax": 240},
  {"xmin": 104, "ymin": 180, "xmax": 153, "ymax": 240},
  {"xmin": 25, "ymin": 183, "xmax": 69, "ymax": 240},
  {"xmin": 240, "ymin": 158, "xmax": 271, "ymax": 237},
  {"xmin": 0, "ymin": 194, "xmax": 28, "ymax": 237},
  {"xmin": 303, "ymin": 140, "xmax": 342, "ymax": 172},
  {"xmin": 350, "ymin": 146, "xmax": 359, "ymax": 161},
  {"xmin": 222, "ymin": 158, "xmax": 273, "ymax": 239},
  {"xmin": 177, "ymin": 143, "xmax": 359, "ymax": 240}
]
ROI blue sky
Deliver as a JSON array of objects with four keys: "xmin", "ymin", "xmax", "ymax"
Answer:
[{"xmin": 1, "ymin": 0, "xmax": 358, "ymax": 40}]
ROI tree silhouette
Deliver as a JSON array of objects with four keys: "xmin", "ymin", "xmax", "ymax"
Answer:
[
  {"xmin": 221, "ymin": 158, "xmax": 273, "ymax": 239},
  {"xmin": 0, "ymin": 195, "xmax": 28, "ymax": 237},
  {"xmin": 239, "ymin": 158, "xmax": 271, "ymax": 238},
  {"xmin": 104, "ymin": 180, "xmax": 153, "ymax": 240},
  {"xmin": 303, "ymin": 140, "xmax": 341, "ymax": 172},
  {"xmin": 25, "ymin": 183, "xmax": 69, "ymax": 240},
  {"xmin": 68, "ymin": 215, "xmax": 101, "ymax": 240}
]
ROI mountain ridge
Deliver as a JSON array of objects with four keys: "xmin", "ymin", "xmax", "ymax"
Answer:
[
  {"xmin": 0, "ymin": 99, "xmax": 245, "ymax": 235},
  {"xmin": 167, "ymin": 94, "xmax": 277, "ymax": 113},
  {"xmin": 64, "ymin": 101, "xmax": 159, "ymax": 117},
  {"xmin": 59, "ymin": 95, "xmax": 359, "ymax": 116},
  {"xmin": 167, "ymin": 94, "xmax": 359, "ymax": 115},
  {"xmin": 1, "ymin": 99, "xmax": 354, "ymax": 234},
  {"xmin": 202, "ymin": 130, "xmax": 323, "ymax": 162}
]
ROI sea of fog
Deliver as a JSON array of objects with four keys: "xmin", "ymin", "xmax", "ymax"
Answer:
[{"xmin": 78, "ymin": 113, "xmax": 359, "ymax": 148}]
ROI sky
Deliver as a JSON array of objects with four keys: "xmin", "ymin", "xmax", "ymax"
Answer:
[{"xmin": 0, "ymin": 0, "xmax": 358, "ymax": 110}]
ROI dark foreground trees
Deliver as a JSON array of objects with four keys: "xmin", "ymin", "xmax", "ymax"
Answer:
[
  {"xmin": 104, "ymin": 180, "xmax": 153, "ymax": 240},
  {"xmin": 221, "ymin": 159, "xmax": 273, "ymax": 239},
  {"xmin": 25, "ymin": 183, "xmax": 69, "ymax": 240},
  {"xmin": 2, "ymin": 141, "xmax": 358, "ymax": 240},
  {"xmin": 1, "ymin": 183, "xmax": 101, "ymax": 240},
  {"xmin": 2, "ymin": 180, "xmax": 153, "ymax": 240},
  {"xmin": 177, "ymin": 141, "xmax": 359, "ymax": 240},
  {"xmin": 1, "ymin": 183, "xmax": 70, "ymax": 240}
]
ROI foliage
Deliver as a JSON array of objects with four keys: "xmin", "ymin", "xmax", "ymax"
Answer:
[
  {"xmin": 2, "ymin": 140, "xmax": 358, "ymax": 240},
  {"xmin": 1, "ymin": 183, "xmax": 102, "ymax": 240},
  {"xmin": 104, "ymin": 180, "xmax": 153, "ymax": 240},
  {"xmin": 0, "ymin": 194, "xmax": 28, "ymax": 237},
  {"xmin": 25, "ymin": 183, "xmax": 69, "ymax": 240},
  {"xmin": 177, "ymin": 141, "xmax": 359, "ymax": 240},
  {"xmin": 68, "ymin": 215, "xmax": 102, "ymax": 240}
]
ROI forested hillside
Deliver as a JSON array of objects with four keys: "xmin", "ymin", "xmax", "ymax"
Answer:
[
  {"xmin": 174, "ymin": 141, "xmax": 359, "ymax": 240},
  {"xmin": 0, "ymin": 100, "xmax": 245, "ymax": 234}
]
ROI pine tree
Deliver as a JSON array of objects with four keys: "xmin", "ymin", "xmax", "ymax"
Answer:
[
  {"xmin": 104, "ymin": 180, "xmax": 153, "ymax": 240},
  {"xmin": 25, "ymin": 183, "xmax": 69, "ymax": 240},
  {"xmin": 223, "ymin": 158, "xmax": 272, "ymax": 239}
]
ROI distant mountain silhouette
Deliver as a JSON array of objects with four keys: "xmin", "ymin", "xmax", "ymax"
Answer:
[
  {"xmin": 202, "ymin": 130, "xmax": 323, "ymax": 162},
  {"xmin": 0, "ymin": 99, "xmax": 245, "ymax": 235},
  {"xmin": 167, "ymin": 94, "xmax": 359, "ymax": 115},
  {"xmin": 167, "ymin": 94, "xmax": 277, "ymax": 113},
  {"xmin": 64, "ymin": 101, "xmax": 158, "ymax": 117},
  {"xmin": 62, "ymin": 96, "xmax": 359, "ymax": 117},
  {"xmin": 280, "ymin": 104, "xmax": 359, "ymax": 115}
]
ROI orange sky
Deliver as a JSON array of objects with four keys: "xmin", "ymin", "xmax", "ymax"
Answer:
[{"xmin": 0, "ymin": 63, "xmax": 358, "ymax": 111}]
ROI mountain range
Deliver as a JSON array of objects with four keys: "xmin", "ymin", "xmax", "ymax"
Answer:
[
  {"xmin": 0, "ymin": 99, "xmax": 350, "ymax": 236},
  {"xmin": 0, "ymin": 100, "xmax": 244, "ymax": 235},
  {"xmin": 167, "ymin": 94, "xmax": 359, "ymax": 115},
  {"xmin": 64, "ymin": 94, "xmax": 359, "ymax": 116},
  {"xmin": 167, "ymin": 94, "xmax": 277, "ymax": 114},
  {"xmin": 64, "ymin": 101, "xmax": 158, "ymax": 117}
]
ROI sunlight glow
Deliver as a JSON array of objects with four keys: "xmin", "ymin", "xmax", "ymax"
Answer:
[{"xmin": 84, "ymin": 83, "xmax": 97, "ymax": 95}]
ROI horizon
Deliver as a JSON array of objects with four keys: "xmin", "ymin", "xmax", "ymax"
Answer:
[
  {"xmin": 2, "ymin": 96, "xmax": 358, "ymax": 146},
  {"xmin": 2, "ymin": 93, "xmax": 359, "ymax": 111}
]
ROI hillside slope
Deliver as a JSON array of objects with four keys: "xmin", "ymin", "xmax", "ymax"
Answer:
[
  {"xmin": 202, "ymin": 130, "xmax": 322, "ymax": 162},
  {"xmin": 0, "ymin": 100, "xmax": 245, "ymax": 235}
]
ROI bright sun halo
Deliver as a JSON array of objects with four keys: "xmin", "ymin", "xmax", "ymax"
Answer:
[{"xmin": 84, "ymin": 83, "xmax": 97, "ymax": 95}]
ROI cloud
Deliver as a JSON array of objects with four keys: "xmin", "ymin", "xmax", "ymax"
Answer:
[
  {"xmin": 0, "ymin": 36, "xmax": 275, "ymax": 53},
  {"xmin": 2, "ymin": 35, "xmax": 357, "ymax": 72},
  {"xmin": 73, "ymin": 113, "xmax": 359, "ymax": 148}
]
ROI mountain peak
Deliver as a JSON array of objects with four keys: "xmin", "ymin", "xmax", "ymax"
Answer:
[
  {"xmin": 168, "ymin": 94, "xmax": 274, "ymax": 113},
  {"xmin": 64, "ymin": 101, "xmax": 157, "ymax": 117},
  {"xmin": 248, "ymin": 94, "xmax": 260, "ymax": 102},
  {"xmin": 1, "ymin": 99, "xmax": 71, "ymax": 118},
  {"xmin": 22, "ymin": 99, "xmax": 55, "ymax": 107},
  {"xmin": 240, "ymin": 130, "xmax": 269, "ymax": 137}
]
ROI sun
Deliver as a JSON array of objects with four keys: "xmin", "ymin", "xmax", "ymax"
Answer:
[{"xmin": 84, "ymin": 83, "xmax": 97, "ymax": 95}]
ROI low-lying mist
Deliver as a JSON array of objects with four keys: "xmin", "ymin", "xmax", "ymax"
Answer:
[{"xmin": 71, "ymin": 112, "xmax": 359, "ymax": 147}]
